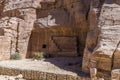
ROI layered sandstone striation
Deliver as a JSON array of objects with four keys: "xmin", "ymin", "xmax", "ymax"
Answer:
[
  {"xmin": 82, "ymin": 0, "xmax": 120, "ymax": 79},
  {"xmin": 0, "ymin": 0, "xmax": 120, "ymax": 79},
  {"xmin": 0, "ymin": 0, "xmax": 88, "ymax": 59}
]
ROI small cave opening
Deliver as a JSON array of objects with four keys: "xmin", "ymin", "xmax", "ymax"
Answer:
[{"xmin": 42, "ymin": 44, "xmax": 47, "ymax": 48}]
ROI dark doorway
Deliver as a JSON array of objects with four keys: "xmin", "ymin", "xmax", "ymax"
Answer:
[{"xmin": 42, "ymin": 44, "xmax": 47, "ymax": 48}]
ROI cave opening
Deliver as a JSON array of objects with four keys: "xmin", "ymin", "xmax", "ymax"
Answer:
[{"xmin": 42, "ymin": 44, "xmax": 47, "ymax": 48}]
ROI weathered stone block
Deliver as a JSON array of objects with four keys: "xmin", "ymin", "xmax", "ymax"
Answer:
[
  {"xmin": 111, "ymin": 69, "xmax": 120, "ymax": 80},
  {"xmin": 66, "ymin": 75, "xmax": 77, "ymax": 80},
  {"xmin": 56, "ymin": 74, "xmax": 67, "ymax": 80}
]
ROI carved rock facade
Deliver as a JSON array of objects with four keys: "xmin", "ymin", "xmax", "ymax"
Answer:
[
  {"xmin": 0, "ymin": 0, "xmax": 120, "ymax": 79},
  {"xmin": 0, "ymin": 0, "xmax": 88, "ymax": 59}
]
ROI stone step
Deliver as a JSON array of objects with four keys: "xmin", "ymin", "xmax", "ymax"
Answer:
[{"xmin": 0, "ymin": 59, "xmax": 90, "ymax": 80}]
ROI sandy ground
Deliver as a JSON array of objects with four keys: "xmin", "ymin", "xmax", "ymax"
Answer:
[{"xmin": 0, "ymin": 57, "xmax": 82, "ymax": 77}]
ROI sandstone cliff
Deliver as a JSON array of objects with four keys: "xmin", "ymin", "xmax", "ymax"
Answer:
[
  {"xmin": 0, "ymin": 0, "xmax": 120, "ymax": 79},
  {"xmin": 82, "ymin": 0, "xmax": 120, "ymax": 79},
  {"xmin": 0, "ymin": 0, "xmax": 88, "ymax": 59}
]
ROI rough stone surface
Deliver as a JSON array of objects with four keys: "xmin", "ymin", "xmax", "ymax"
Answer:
[
  {"xmin": 0, "ymin": 0, "xmax": 120, "ymax": 80},
  {"xmin": 0, "ymin": 58, "xmax": 90, "ymax": 80},
  {"xmin": 112, "ymin": 69, "xmax": 120, "ymax": 80},
  {"xmin": 82, "ymin": 0, "xmax": 120, "ymax": 79},
  {"xmin": 0, "ymin": 0, "xmax": 88, "ymax": 59},
  {"xmin": 0, "ymin": 74, "xmax": 25, "ymax": 80}
]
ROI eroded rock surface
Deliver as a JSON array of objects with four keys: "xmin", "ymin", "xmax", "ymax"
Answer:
[
  {"xmin": 82, "ymin": 0, "xmax": 120, "ymax": 79},
  {"xmin": 0, "ymin": 0, "xmax": 88, "ymax": 59},
  {"xmin": 0, "ymin": 0, "xmax": 120, "ymax": 79}
]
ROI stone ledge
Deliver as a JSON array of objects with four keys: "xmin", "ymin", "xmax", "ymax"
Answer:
[{"xmin": 0, "ymin": 67, "xmax": 90, "ymax": 80}]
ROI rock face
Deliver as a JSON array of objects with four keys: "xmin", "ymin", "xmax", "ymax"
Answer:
[
  {"xmin": 0, "ymin": 0, "xmax": 88, "ymax": 59},
  {"xmin": 82, "ymin": 0, "xmax": 120, "ymax": 79},
  {"xmin": 0, "ymin": 0, "xmax": 120, "ymax": 79}
]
